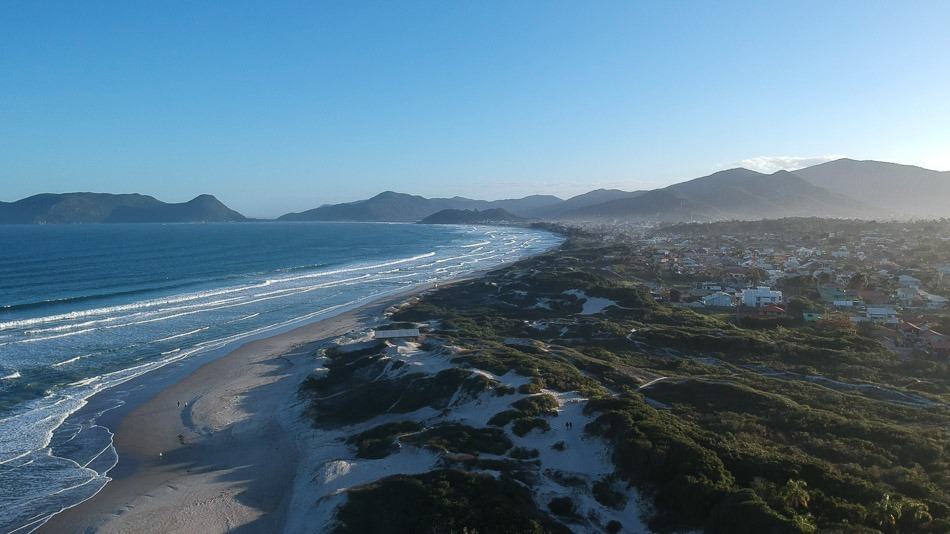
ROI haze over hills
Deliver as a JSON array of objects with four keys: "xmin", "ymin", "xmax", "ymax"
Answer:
[
  {"xmin": 561, "ymin": 168, "xmax": 868, "ymax": 222},
  {"xmin": 792, "ymin": 158, "xmax": 950, "ymax": 218},
  {"xmin": 419, "ymin": 208, "xmax": 524, "ymax": 225},
  {"xmin": 5, "ymin": 158, "xmax": 948, "ymax": 224},
  {"xmin": 278, "ymin": 158, "xmax": 943, "ymax": 223},
  {"xmin": 277, "ymin": 191, "xmax": 562, "ymax": 223},
  {"xmin": 0, "ymin": 193, "xmax": 246, "ymax": 224},
  {"xmin": 522, "ymin": 188, "xmax": 645, "ymax": 218}
]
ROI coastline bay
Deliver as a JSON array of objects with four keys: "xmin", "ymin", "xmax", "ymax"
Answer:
[{"xmin": 0, "ymin": 222, "xmax": 561, "ymax": 533}]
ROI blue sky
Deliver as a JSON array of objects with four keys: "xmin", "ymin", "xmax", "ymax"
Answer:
[{"xmin": 2, "ymin": 1, "xmax": 949, "ymax": 217}]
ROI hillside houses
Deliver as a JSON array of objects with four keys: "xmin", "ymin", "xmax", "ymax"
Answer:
[{"xmin": 635, "ymin": 219, "xmax": 950, "ymax": 357}]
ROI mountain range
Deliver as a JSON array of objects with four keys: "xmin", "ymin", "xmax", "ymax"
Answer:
[
  {"xmin": 0, "ymin": 193, "xmax": 246, "ymax": 224},
  {"xmin": 3, "ymin": 159, "xmax": 948, "ymax": 224},
  {"xmin": 277, "ymin": 192, "xmax": 561, "ymax": 223},
  {"xmin": 277, "ymin": 159, "xmax": 948, "ymax": 223}
]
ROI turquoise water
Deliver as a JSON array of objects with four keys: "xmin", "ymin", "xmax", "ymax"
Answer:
[{"xmin": 0, "ymin": 221, "xmax": 560, "ymax": 532}]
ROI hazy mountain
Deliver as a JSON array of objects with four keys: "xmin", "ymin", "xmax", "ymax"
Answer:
[
  {"xmin": 525, "ymin": 188, "xmax": 644, "ymax": 218},
  {"xmin": 558, "ymin": 189, "xmax": 703, "ymax": 221},
  {"xmin": 277, "ymin": 191, "xmax": 562, "ymax": 222},
  {"xmin": 667, "ymin": 168, "xmax": 867, "ymax": 218},
  {"xmin": 0, "ymin": 193, "xmax": 246, "ymax": 224},
  {"xmin": 792, "ymin": 158, "xmax": 950, "ymax": 217},
  {"xmin": 478, "ymin": 195, "xmax": 563, "ymax": 214},
  {"xmin": 420, "ymin": 208, "xmax": 524, "ymax": 225},
  {"xmin": 560, "ymin": 168, "xmax": 867, "ymax": 221},
  {"xmin": 274, "ymin": 158, "xmax": 949, "ymax": 224}
]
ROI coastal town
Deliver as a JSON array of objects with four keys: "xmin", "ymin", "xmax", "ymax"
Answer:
[
  {"xmin": 593, "ymin": 218, "xmax": 950, "ymax": 360},
  {"xmin": 281, "ymin": 219, "xmax": 950, "ymax": 533}
]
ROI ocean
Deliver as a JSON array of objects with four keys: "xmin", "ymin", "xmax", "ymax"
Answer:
[{"xmin": 0, "ymin": 221, "xmax": 561, "ymax": 533}]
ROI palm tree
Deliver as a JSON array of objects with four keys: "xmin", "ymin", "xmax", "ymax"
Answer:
[
  {"xmin": 871, "ymin": 494, "xmax": 902, "ymax": 533},
  {"xmin": 779, "ymin": 479, "xmax": 810, "ymax": 513}
]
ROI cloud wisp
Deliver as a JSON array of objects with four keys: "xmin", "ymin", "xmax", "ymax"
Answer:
[{"xmin": 735, "ymin": 155, "xmax": 846, "ymax": 174}]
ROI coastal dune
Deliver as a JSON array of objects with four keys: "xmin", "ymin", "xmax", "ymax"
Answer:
[{"xmin": 40, "ymin": 299, "xmax": 395, "ymax": 533}]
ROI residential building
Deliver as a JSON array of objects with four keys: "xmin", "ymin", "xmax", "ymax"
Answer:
[
  {"xmin": 741, "ymin": 286, "xmax": 783, "ymax": 308},
  {"xmin": 866, "ymin": 307, "xmax": 899, "ymax": 325}
]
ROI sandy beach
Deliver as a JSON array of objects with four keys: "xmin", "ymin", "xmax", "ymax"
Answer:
[{"xmin": 39, "ymin": 292, "xmax": 414, "ymax": 534}]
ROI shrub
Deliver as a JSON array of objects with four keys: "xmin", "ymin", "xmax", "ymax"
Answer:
[
  {"xmin": 335, "ymin": 470, "xmax": 570, "ymax": 534},
  {"xmin": 519, "ymin": 382, "xmax": 543, "ymax": 394},
  {"xmin": 512, "ymin": 417, "xmax": 550, "ymax": 437},
  {"xmin": 548, "ymin": 496, "xmax": 577, "ymax": 517},
  {"xmin": 347, "ymin": 421, "xmax": 424, "ymax": 459},
  {"xmin": 403, "ymin": 424, "xmax": 512, "ymax": 456},
  {"xmin": 509, "ymin": 446, "xmax": 540, "ymax": 460},
  {"xmin": 512, "ymin": 394, "xmax": 560, "ymax": 417}
]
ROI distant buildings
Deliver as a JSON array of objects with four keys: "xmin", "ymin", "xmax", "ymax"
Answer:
[
  {"xmin": 899, "ymin": 275, "xmax": 922, "ymax": 288},
  {"xmin": 741, "ymin": 286, "xmax": 783, "ymax": 308},
  {"xmin": 865, "ymin": 307, "xmax": 899, "ymax": 325},
  {"xmin": 899, "ymin": 321, "xmax": 950, "ymax": 357}
]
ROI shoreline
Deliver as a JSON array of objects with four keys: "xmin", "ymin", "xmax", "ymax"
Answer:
[{"xmin": 37, "ymin": 284, "xmax": 433, "ymax": 533}]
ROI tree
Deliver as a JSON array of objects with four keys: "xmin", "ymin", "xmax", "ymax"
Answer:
[
  {"xmin": 779, "ymin": 479, "xmax": 810, "ymax": 513},
  {"xmin": 848, "ymin": 272, "xmax": 869, "ymax": 290},
  {"xmin": 871, "ymin": 494, "xmax": 902, "ymax": 534},
  {"xmin": 786, "ymin": 298, "xmax": 807, "ymax": 323},
  {"xmin": 896, "ymin": 500, "xmax": 932, "ymax": 533},
  {"xmin": 749, "ymin": 268, "xmax": 768, "ymax": 286}
]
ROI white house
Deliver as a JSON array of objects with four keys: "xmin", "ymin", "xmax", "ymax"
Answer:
[
  {"xmin": 702, "ymin": 292, "xmax": 735, "ymax": 307},
  {"xmin": 741, "ymin": 286, "xmax": 783, "ymax": 308}
]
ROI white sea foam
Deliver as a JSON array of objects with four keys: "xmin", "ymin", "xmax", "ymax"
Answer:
[
  {"xmin": 51, "ymin": 355, "xmax": 89, "ymax": 368},
  {"xmin": 0, "ymin": 225, "xmax": 564, "ymax": 534},
  {"xmin": 153, "ymin": 327, "xmax": 210, "ymax": 343}
]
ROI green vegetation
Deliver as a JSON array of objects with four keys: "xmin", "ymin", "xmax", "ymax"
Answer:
[
  {"xmin": 403, "ymin": 424, "xmax": 512, "ymax": 455},
  {"xmin": 547, "ymin": 496, "xmax": 578, "ymax": 518},
  {"xmin": 509, "ymin": 446, "xmax": 540, "ymax": 460},
  {"xmin": 346, "ymin": 421, "xmax": 423, "ymax": 459},
  {"xmin": 512, "ymin": 394, "xmax": 560, "ymax": 416},
  {"xmin": 511, "ymin": 417, "xmax": 551, "ymax": 437},
  {"xmin": 385, "ymin": 233, "xmax": 950, "ymax": 533},
  {"xmin": 334, "ymin": 470, "xmax": 571, "ymax": 534},
  {"xmin": 488, "ymin": 394, "xmax": 559, "ymax": 437},
  {"xmin": 303, "ymin": 367, "xmax": 493, "ymax": 426}
]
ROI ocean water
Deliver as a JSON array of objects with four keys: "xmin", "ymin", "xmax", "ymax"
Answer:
[{"xmin": 0, "ymin": 221, "xmax": 560, "ymax": 533}]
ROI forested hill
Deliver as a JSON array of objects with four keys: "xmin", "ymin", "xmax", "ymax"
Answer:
[{"xmin": 0, "ymin": 193, "xmax": 246, "ymax": 224}]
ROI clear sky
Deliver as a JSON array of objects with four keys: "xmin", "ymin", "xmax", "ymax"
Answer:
[{"xmin": 2, "ymin": 1, "xmax": 949, "ymax": 217}]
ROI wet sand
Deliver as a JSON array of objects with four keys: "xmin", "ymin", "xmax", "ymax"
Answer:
[{"xmin": 39, "ymin": 292, "xmax": 417, "ymax": 534}]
